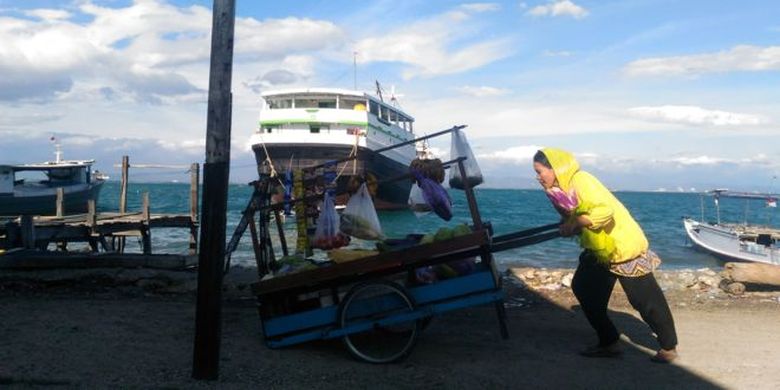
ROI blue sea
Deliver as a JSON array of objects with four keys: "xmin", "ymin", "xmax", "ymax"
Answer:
[{"xmin": 97, "ymin": 182, "xmax": 780, "ymax": 270}]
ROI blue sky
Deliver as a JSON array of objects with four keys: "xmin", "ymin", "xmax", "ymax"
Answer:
[{"xmin": 0, "ymin": 0, "xmax": 778, "ymax": 192}]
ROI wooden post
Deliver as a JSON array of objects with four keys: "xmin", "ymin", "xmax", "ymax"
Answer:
[
  {"xmin": 120, "ymin": 156, "xmax": 129, "ymax": 214},
  {"xmin": 193, "ymin": 0, "xmax": 235, "ymax": 381},
  {"xmin": 20, "ymin": 215, "xmax": 35, "ymax": 249},
  {"xmin": 87, "ymin": 199, "xmax": 97, "ymax": 229},
  {"xmin": 56, "ymin": 188, "xmax": 64, "ymax": 217},
  {"xmin": 87, "ymin": 200, "xmax": 98, "ymax": 252},
  {"xmin": 141, "ymin": 192, "xmax": 151, "ymax": 254},
  {"xmin": 190, "ymin": 163, "xmax": 200, "ymax": 255}
]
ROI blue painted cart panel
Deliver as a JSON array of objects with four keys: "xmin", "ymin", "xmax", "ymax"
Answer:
[{"xmin": 262, "ymin": 268, "xmax": 501, "ymax": 347}]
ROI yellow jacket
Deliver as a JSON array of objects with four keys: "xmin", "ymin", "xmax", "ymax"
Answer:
[{"xmin": 543, "ymin": 148, "xmax": 648, "ymax": 263}]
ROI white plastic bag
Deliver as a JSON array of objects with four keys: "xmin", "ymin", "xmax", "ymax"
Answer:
[
  {"xmin": 312, "ymin": 192, "xmax": 350, "ymax": 250},
  {"xmin": 448, "ymin": 128, "xmax": 483, "ymax": 189},
  {"xmin": 408, "ymin": 183, "xmax": 432, "ymax": 217},
  {"xmin": 340, "ymin": 183, "xmax": 383, "ymax": 240}
]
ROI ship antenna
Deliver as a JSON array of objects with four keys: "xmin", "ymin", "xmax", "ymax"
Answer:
[
  {"xmin": 375, "ymin": 80, "xmax": 384, "ymax": 102},
  {"xmin": 51, "ymin": 135, "xmax": 62, "ymax": 163}
]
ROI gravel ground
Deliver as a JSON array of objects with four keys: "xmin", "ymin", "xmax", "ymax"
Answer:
[{"xmin": 1, "ymin": 267, "xmax": 780, "ymax": 389}]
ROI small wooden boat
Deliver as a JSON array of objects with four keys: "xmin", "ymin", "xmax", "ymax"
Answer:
[
  {"xmin": 683, "ymin": 190, "xmax": 780, "ymax": 265},
  {"xmin": 0, "ymin": 147, "xmax": 105, "ymax": 216}
]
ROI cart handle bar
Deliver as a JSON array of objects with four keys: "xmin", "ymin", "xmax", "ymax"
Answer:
[{"xmin": 492, "ymin": 222, "xmax": 560, "ymax": 243}]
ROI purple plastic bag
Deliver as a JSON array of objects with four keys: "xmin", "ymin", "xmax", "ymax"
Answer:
[{"xmin": 412, "ymin": 170, "xmax": 452, "ymax": 221}]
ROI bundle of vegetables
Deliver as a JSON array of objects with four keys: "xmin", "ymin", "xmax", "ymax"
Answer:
[
  {"xmin": 418, "ymin": 223, "xmax": 472, "ymax": 245},
  {"xmin": 411, "ymin": 170, "xmax": 452, "ymax": 221},
  {"xmin": 311, "ymin": 192, "xmax": 352, "ymax": 250},
  {"xmin": 274, "ymin": 255, "xmax": 318, "ymax": 275},
  {"xmin": 414, "ymin": 224, "xmax": 475, "ymax": 283},
  {"xmin": 340, "ymin": 214, "xmax": 383, "ymax": 240},
  {"xmin": 409, "ymin": 158, "xmax": 445, "ymax": 183},
  {"xmin": 328, "ymin": 249, "xmax": 379, "ymax": 263},
  {"xmin": 340, "ymin": 183, "xmax": 384, "ymax": 240}
]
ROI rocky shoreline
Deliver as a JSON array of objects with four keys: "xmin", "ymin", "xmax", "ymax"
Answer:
[{"xmin": 1, "ymin": 264, "xmax": 776, "ymax": 297}]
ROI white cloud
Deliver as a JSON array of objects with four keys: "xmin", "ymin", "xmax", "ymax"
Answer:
[
  {"xmin": 458, "ymin": 3, "xmax": 501, "ymax": 12},
  {"xmin": 624, "ymin": 45, "xmax": 780, "ymax": 77},
  {"xmin": 477, "ymin": 145, "xmax": 545, "ymax": 164},
  {"xmin": 24, "ymin": 9, "xmax": 72, "ymax": 21},
  {"xmin": 456, "ymin": 86, "xmax": 511, "ymax": 97},
  {"xmin": 629, "ymin": 105, "xmax": 765, "ymax": 126},
  {"xmin": 355, "ymin": 5, "xmax": 511, "ymax": 79},
  {"xmin": 527, "ymin": 1, "xmax": 589, "ymax": 19},
  {"xmin": 669, "ymin": 156, "xmax": 728, "ymax": 166},
  {"xmin": 157, "ymin": 138, "xmax": 207, "ymax": 155}
]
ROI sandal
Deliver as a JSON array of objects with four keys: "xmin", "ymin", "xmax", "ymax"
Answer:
[
  {"xmin": 579, "ymin": 341, "xmax": 622, "ymax": 358},
  {"xmin": 650, "ymin": 348, "xmax": 678, "ymax": 364}
]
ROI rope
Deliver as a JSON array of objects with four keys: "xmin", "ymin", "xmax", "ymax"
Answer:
[
  {"xmin": 255, "ymin": 133, "xmax": 286, "ymax": 187},
  {"xmin": 332, "ymin": 132, "xmax": 360, "ymax": 184}
]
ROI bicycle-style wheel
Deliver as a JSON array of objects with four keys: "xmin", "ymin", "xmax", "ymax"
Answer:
[{"xmin": 338, "ymin": 280, "xmax": 420, "ymax": 363}]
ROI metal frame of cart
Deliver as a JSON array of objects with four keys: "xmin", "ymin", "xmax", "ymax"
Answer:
[{"xmin": 228, "ymin": 126, "xmax": 560, "ymax": 363}]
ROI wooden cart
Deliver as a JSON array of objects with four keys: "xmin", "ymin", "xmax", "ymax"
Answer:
[{"xmin": 230, "ymin": 127, "xmax": 559, "ymax": 363}]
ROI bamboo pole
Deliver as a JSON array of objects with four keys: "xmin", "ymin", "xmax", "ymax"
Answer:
[{"xmin": 193, "ymin": 0, "xmax": 235, "ymax": 380}]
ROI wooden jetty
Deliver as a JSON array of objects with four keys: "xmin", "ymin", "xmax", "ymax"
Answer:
[{"xmin": 0, "ymin": 156, "xmax": 199, "ymax": 270}]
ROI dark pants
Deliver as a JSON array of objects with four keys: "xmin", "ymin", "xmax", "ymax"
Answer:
[{"xmin": 571, "ymin": 251, "xmax": 678, "ymax": 350}]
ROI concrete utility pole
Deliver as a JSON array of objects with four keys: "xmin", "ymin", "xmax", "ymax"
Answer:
[{"xmin": 192, "ymin": 0, "xmax": 235, "ymax": 381}]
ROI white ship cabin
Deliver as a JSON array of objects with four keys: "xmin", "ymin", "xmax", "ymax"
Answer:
[{"xmin": 254, "ymin": 88, "xmax": 416, "ymax": 156}]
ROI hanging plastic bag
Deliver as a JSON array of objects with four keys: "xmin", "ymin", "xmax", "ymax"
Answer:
[
  {"xmin": 340, "ymin": 183, "xmax": 383, "ymax": 240},
  {"xmin": 408, "ymin": 183, "xmax": 432, "ymax": 217},
  {"xmin": 311, "ymin": 192, "xmax": 351, "ymax": 250},
  {"xmin": 412, "ymin": 170, "xmax": 452, "ymax": 221},
  {"xmin": 448, "ymin": 128, "xmax": 483, "ymax": 189}
]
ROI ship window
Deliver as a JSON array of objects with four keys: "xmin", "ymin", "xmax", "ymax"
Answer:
[
  {"xmin": 295, "ymin": 98, "xmax": 318, "ymax": 108},
  {"xmin": 268, "ymin": 98, "xmax": 292, "ymax": 109},
  {"xmin": 369, "ymin": 101, "xmax": 379, "ymax": 116},
  {"xmin": 318, "ymin": 99, "xmax": 336, "ymax": 108},
  {"xmin": 342, "ymin": 98, "xmax": 366, "ymax": 111},
  {"xmin": 310, "ymin": 125, "xmax": 330, "ymax": 134}
]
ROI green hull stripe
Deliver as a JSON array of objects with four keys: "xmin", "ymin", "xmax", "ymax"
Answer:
[{"xmin": 259, "ymin": 119, "xmax": 368, "ymax": 126}]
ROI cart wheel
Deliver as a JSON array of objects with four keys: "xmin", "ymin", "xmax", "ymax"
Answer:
[{"xmin": 338, "ymin": 280, "xmax": 420, "ymax": 364}]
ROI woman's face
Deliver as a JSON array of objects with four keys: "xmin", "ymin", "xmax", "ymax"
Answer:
[{"xmin": 533, "ymin": 162, "xmax": 557, "ymax": 189}]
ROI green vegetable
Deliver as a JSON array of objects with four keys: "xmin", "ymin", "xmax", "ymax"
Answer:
[
  {"xmin": 452, "ymin": 224, "xmax": 471, "ymax": 237},
  {"xmin": 434, "ymin": 227, "xmax": 454, "ymax": 242}
]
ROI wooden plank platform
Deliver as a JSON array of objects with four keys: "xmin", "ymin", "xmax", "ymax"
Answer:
[{"xmin": 0, "ymin": 250, "xmax": 197, "ymax": 270}]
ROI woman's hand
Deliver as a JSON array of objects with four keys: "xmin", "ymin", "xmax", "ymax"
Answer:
[
  {"xmin": 559, "ymin": 221, "xmax": 580, "ymax": 237},
  {"xmin": 559, "ymin": 215, "xmax": 593, "ymax": 237}
]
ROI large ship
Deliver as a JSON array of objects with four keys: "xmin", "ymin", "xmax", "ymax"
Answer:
[{"xmin": 249, "ymin": 88, "xmax": 417, "ymax": 209}]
